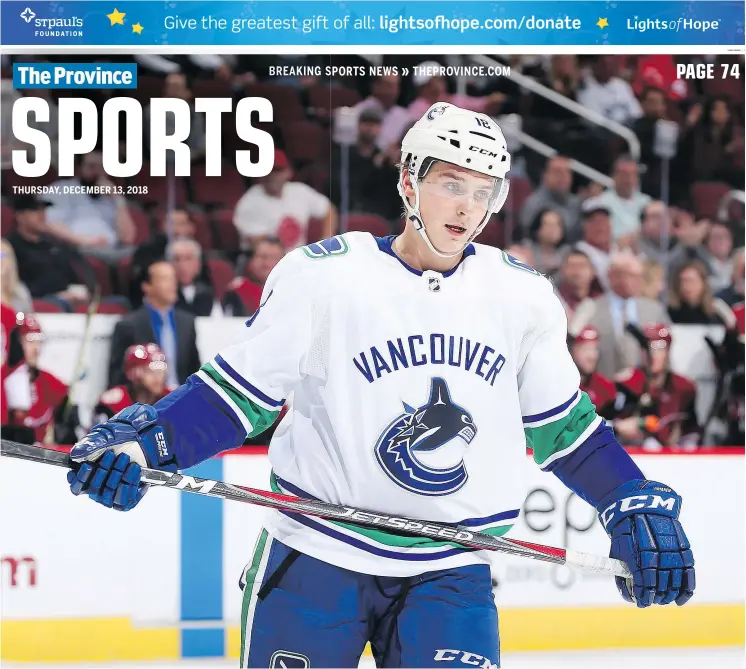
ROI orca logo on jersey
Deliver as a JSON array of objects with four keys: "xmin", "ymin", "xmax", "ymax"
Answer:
[{"xmin": 374, "ymin": 377, "xmax": 476, "ymax": 496}]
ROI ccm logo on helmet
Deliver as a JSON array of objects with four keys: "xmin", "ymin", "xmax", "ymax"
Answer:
[{"xmin": 469, "ymin": 146, "xmax": 499, "ymax": 157}]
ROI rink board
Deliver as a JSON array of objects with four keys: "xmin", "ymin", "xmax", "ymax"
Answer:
[
  {"xmin": 1, "ymin": 452, "xmax": 743, "ymax": 661},
  {"xmin": 31, "ymin": 315, "xmax": 730, "ymax": 438}
]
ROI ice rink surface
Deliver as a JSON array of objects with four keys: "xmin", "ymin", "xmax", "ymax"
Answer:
[{"xmin": 4, "ymin": 648, "xmax": 744, "ymax": 669}]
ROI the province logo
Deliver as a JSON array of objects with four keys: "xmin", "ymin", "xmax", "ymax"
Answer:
[{"xmin": 21, "ymin": 7, "xmax": 84, "ymax": 38}]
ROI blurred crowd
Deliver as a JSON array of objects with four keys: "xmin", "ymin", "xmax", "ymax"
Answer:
[{"xmin": 0, "ymin": 53, "xmax": 743, "ymax": 449}]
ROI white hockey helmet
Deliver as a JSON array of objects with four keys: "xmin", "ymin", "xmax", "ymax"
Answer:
[{"xmin": 398, "ymin": 102, "xmax": 511, "ymax": 258}]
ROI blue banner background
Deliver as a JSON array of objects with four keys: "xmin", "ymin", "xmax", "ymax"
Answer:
[{"xmin": 1, "ymin": 0, "xmax": 744, "ymax": 46}]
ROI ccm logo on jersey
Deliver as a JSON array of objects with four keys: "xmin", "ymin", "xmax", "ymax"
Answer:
[
  {"xmin": 468, "ymin": 146, "xmax": 499, "ymax": 157},
  {"xmin": 599, "ymin": 494, "xmax": 677, "ymax": 529},
  {"xmin": 434, "ymin": 649, "xmax": 497, "ymax": 669}
]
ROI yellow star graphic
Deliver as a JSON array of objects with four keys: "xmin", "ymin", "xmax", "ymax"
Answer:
[
  {"xmin": 107, "ymin": 8, "xmax": 126, "ymax": 25},
  {"xmin": 132, "ymin": 22, "xmax": 144, "ymax": 34},
  {"xmin": 596, "ymin": 17, "xmax": 609, "ymax": 29}
]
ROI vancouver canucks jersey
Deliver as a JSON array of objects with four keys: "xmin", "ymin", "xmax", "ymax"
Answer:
[{"xmin": 197, "ymin": 232, "xmax": 601, "ymax": 577}]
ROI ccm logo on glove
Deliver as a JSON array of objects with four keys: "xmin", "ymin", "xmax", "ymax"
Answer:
[
  {"xmin": 600, "ymin": 494, "xmax": 678, "ymax": 529},
  {"xmin": 155, "ymin": 429, "xmax": 169, "ymax": 460}
]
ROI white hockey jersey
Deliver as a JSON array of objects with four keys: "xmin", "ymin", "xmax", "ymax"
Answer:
[{"xmin": 198, "ymin": 232, "xmax": 601, "ymax": 577}]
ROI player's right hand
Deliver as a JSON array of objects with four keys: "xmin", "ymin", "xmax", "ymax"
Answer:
[{"xmin": 67, "ymin": 404, "xmax": 178, "ymax": 511}]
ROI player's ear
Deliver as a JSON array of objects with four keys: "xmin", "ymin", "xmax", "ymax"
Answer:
[{"xmin": 400, "ymin": 169, "xmax": 415, "ymax": 199}]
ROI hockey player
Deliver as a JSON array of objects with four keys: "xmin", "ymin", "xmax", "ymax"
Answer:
[
  {"xmin": 17, "ymin": 314, "xmax": 69, "ymax": 444},
  {"xmin": 68, "ymin": 104, "xmax": 695, "ymax": 668},
  {"xmin": 570, "ymin": 325, "xmax": 645, "ymax": 444},
  {"xmin": 615, "ymin": 324, "xmax": 700, "ymax": 450},
  {"xmin": 92, "ymin": 343, "xmax": 173, "ymax": 424},
  {"xmin": 570, "ymin": 326, "xmax": 616, "ymax": 419}
]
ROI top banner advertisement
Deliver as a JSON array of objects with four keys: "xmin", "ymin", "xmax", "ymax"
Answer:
[{"xmin": 0, "ymin": 1, "xmax": 744, "ymax": 47}]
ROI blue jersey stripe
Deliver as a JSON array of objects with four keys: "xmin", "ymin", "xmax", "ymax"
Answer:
[
  {"xmin": 522, "ymin": 390, "xmax": 579, "ymax": 424},
  {"xmin": 214, "ymin": 354, "xmax": 284, "ymax": 408}
]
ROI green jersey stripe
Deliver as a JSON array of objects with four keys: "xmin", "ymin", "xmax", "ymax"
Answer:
[
  {"xmin": 201, "ymin": 362, "xmax": 279, "ymax": 439},
  {"xmin": 526, "ymin": 391, "xmax": 599, "ymax": 467}
]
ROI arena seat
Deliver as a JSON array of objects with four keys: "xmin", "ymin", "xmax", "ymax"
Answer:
[
  {"xmin": 691, "ymin": 181, "xmax": 732, "ymax": 220},
  {"xmin": 32, "ymin": 299, "xmax": 66, "ymax": 313},
  {"xmin": 243, "ymin": 83, "xmax": 306, "ymax": 123},
  {"xmin": 206, "ymin": 257, "xmax": 236, "ymax": 300},
  {"xmin": 210, "ymin": 209, "xmax": 241, "ymax": 254},
  {"xmin": 280, "ymin": 122, "xmax": 325, "ymax": 164},
  {"xmin": 1, "ymin": 204, "xmax": 16, "ymax": 236},
  {"xmin": 345, "ymin": 213, "xmax": 392, "ymax": 237}
]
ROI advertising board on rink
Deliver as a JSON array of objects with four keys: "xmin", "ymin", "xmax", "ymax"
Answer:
[{"xmin": 1, "ymin": 449, "xmax": 742, "ymax": 661}]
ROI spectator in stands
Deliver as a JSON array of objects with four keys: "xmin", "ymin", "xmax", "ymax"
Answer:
[
  {"xmin": 555, "ymin": 248, "xmax": 600, "ymax": 321},
  {"xmin": 328, "ymin": 107, "xmax": 398, "ymax": 221},
  {"xmin": 1, "ymin": 240, "xmax": 33, "ymax": 314},
  {"xmin": 167, "ymin": 238, "xmax": 216, "ymax": 317},
  {"xmin": 570, "ymin": 326, "xmax": 617, "ymax": 420},
  {"xmin": 526, "ymin": 208, "xmax": 568, "ymax": 276},
  {"xmin": 45, "ymin": 150, "xmax": 137, "ymax": 261},
  {"xmin": 668, "ymin": 260, "xmax": 734, "ymax": 325},
  {"xmin": 717, "ymin": 248, "xmax": 745, "ymax": 307},
  {"xmin": 16, "ymin": 314, "xmax": 70, "ymax": 445},
  {"xmin": 577, "ymin": 55, "xmax": 642, "ymax": 126},
  {"xmin": 571, "ymin": 252, "xmax": 670, "ymax": 377},
  {"xmin": 356, "ymin": 74, "xmax": 411, "ymax": 151},
  {"xmin": 531, "ymin": 55, "xmax": 581, "ymax": 120},
  {"xmin": 681, "ymin": 96, "xmax": 744, "ymax": 188},
  {"xmin": 108, "ymin": 260, "xmax": 200, "ymax": 387},
  {"xmin": 637, "ymin": 200, "xmax": 675, "ymax": 267},
  {"xmin": 574, "ymin": 197, "xmax": 617, "ymax": 290},
  {"xmin": 8, "ymin": 195, "xmax": 89, "ymax": 310},
  {"xmin": 222, "ymin": 237, "xmax": 286, "ymax": 317},
  {"xmin": 234, "ymin": 149, "xmax": 337, "ymax": 250},
  {"xmin": 631, "ymin": 87, "xmax": 668, "ymax": 199},
  {"xmin": 95, "ymin": 343, "xmax": 173, "ymax": 424},
  {"xmin": 668, "ymin": 210, "xmax": 712, "ymax": 275},
  {"xmin": 519, "ymin": 156, "xmax": 581, "ymax": 236},
  {"xmin": 631, "ymin": 55, "xmax": 689, "ymax": 102},
  {"xmin": 705, "ymin": 221, "xmax": 736, "ymax": 293},
  {"xmin": 641, "ymin": 259, "xmax": 666, "ymax": 301},
  {"xmin": 596, "ymin": 156, "xmax": 652, "ymax": 242},
  {"xmin": 129, "ymin": 208, "xmax": 208, "ymax": 307},
  {"xmin": 407, "ymin": 61, "xmax": 505, "ymax": 120},
  {"xmin": 145, "ymin": 73, "xmax": 206, "ymax": 164}
]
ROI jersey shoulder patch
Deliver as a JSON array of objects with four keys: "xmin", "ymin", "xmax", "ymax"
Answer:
[
  {"xmin": 499, "ymin": 249, "xmax": 544, "ymax": 278},
  {"xmin": 301, "ymin": 235, "xmax": 350, "ymax": 260}
]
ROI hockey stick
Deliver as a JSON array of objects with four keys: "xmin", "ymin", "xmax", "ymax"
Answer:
[{"xmin": 0, "ymin": 439, "xmax": 631, "ymax": 579}]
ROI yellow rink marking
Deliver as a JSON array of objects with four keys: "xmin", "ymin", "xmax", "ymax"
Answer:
[{"xmin": 2, "ymin": 604, "xmax": 742, "ymax": 662}]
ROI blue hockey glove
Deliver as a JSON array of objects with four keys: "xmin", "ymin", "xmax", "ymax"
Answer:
[
  {"xmin": 67, "ymin": 404, "xmax": 178, "ymax": 511},
  {"xmin": 597, "ymin": 480, "xmax": 695, "ymax": 608}
]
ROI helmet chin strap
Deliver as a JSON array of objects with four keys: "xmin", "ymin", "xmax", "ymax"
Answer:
[{"xmin": 398, "ymin": 176, "xmax": 481, "ymax": 260}]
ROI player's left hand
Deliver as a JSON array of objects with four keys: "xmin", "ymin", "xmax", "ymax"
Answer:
[{"xmin": 597, "ymin": 480, "xmax": 695, "ymax": 608}]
